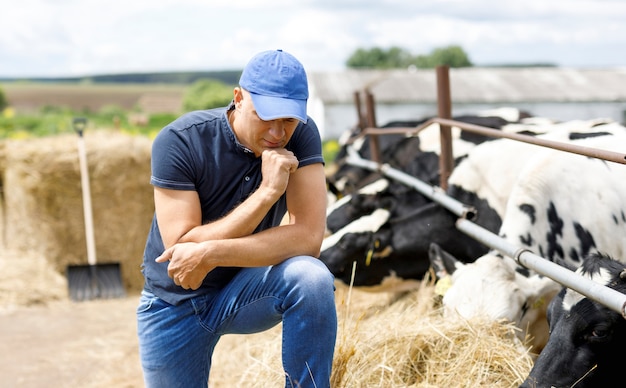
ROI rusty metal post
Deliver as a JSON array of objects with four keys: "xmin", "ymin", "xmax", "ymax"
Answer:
[
  {"xmin": 353, "ymin": 90, "xmax": 366, "ymax": 133},
  {"xmin": 436, "ymin": 65, "xmax": 454, "ymax": 190},
  {"xmin": 364, "ymin": 89, "xmax": 381, "ymax": 163}
]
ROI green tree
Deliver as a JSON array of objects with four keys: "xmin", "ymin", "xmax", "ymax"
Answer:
[
  {"xmin": 346, "ymin": 45, "xmax": 472, "ymax": 69},
  {"xmin": 182, "ymin": 79, "xmax": 234, "ymax": 111},
  {"xmin": 414, "ymin": 45, "xmax": 472, "ymax": 68},
  {"xmin": 346, "ymin": 46, "xmax": 414, "ymax": 69}
]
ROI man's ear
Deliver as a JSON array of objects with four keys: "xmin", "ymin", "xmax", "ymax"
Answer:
[{"xmin": 233, "ymin": 87, "xmax": 244, "ymax": 106}]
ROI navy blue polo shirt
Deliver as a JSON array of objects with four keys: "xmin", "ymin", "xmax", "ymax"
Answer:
[{"xmin": 141, "ymin": 105, "xmax": 324, "ymax": 305}]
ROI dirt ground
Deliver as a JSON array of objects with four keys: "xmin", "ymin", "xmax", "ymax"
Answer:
[
  {"xmin": 0, "ymin": 294, "xmax": 287, "ymax": 388},
  {"xmin": 0, "ymin": 295, "xmax": 143, "ymax": 387},
  {"xmin": 0, "ymin": 248, "xmax": 281, "ymax": 388},
  {"xmin": 0, "ymin": 248, "xmax": 397, "ymax": 388}
]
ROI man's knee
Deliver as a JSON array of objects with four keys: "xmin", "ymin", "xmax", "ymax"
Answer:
[{"xmin": 282, "ymin": 255, "xmax": 335, "ymax": 290}]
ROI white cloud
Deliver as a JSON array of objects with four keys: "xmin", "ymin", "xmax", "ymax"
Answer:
[{"xmin": 1, "ymin": 0, "xmax": 626, "ymax": 77}]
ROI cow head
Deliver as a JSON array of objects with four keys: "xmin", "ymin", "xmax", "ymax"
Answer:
[
  {"xmin": 323, "ymin": 187, "xmax": 500, "ymax": 288},
  {"xmin": 429, "ymin": 244, "xmax": 560, "ymax": 352},
  {"xmin": 328, "ymin": 127, "xmax": 419, "ymax": 196},
  {"xmin": 320, "ymin": 208, "xmax": 392, "ymax": 285},
  {"xmin": 321, "ymin": 206, "xmax": 441, "ymax": 287},
  {"xmin": 326, "ymin": 179, "xmax": 392, "ymax": 234},
  {"xmin": 326, "ymin": 177, "xmax": 434, "ymax": 235},
  {"xmin": 521, "ymin": 253, "xmax": 626, "ymax": 388}
]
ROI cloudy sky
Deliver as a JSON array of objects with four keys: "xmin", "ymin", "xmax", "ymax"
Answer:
[{"xmin": 2, "ymin": 0, "xmax": 625, "ymax": 78}]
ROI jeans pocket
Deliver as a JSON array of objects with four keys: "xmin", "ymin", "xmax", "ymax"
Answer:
[{"xmin": 136, "ymin": 290, "xmax": 158, "ymax": 314}]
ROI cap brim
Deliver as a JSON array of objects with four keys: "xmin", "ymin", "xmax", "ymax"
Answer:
[{"xmin": 248, "ymin": 92, "xmax": 308, "ymax": 123}]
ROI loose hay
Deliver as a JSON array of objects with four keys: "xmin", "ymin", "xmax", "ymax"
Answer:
[
  {"xmin": 0, "ymin": 248, "xmax": 68, "ymax": 311},
  {"xmin": 211, "ymin": 278, "xmax": 534, "ymax": 387},
  {"xmin": 330, "ymin": 279, "xmax": 534, "ymax": 387}
]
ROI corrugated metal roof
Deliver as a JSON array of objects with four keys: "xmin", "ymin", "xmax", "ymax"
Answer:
[{"xmin": 308, "ymin": 67, "xmax": 626, "ymax": 104}]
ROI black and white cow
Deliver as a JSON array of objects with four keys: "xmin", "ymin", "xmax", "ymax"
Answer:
[
  {"xmin": 320, "ymin": 208, "xmax": 435, "ymax": 288},
  {"xmin": 322, "ymin": 110, "xmax": 539, "ymax": 279},
  {"xmin": 328, "ymin": 112, "xmax": 521, "ymax": 197},
  {"xmin": 326, "ymin": 177, "xmax": 434, "ymax": 234},
  {"xmin": 325, "ymin": 123, "xmax": 441, "ymax": 231},
  {"xmin": 328, "ymin": 121, "xmax": 423, "ymax": 196},
  {"xmin": 432, "ymin": 132, "xmax": 626, "ymax": 352},
  {"xmin": 520, "ymin": 253, "xmax": 626, "ymax": 388},
  {"xmin": 321, "ymin": 134, "xmax": 536, "ymax": 286},
  {"xmin": 323, "ymin": 120, "xmax": 626, "ymax": 289},
  {"xmin": 325, "ymin": 137, "xmax": 442, "ymax": 234}
]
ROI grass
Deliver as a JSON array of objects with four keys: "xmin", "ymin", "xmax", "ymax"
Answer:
[
  {"xmin": 0, "ymin": 82, "xmax": 185, "ymax": 139},
  {"xmin": 0, "ymin": 82, "xmax": 341, "ymax": 164}
]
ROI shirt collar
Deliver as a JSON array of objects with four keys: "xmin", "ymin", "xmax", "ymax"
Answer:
[{"xmin": 223, "ymin": 101, "xmax": 256, "ymax": 157}]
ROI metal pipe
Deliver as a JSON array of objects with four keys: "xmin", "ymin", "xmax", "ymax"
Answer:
[
  {"xmin": 345, "ymin": 147, "xmax": 626, "ymax": 318},
  {"xmin": 345, "ymin": 147, "xmax": 476, "ymax": 220},
  {"xmin": 344, "ymin": 79, "xmax": 626, "ymax": 318},
  {"xmin": 433, "ymin": 117, "xmax": 626, "ymax": 165},
  {"xmin": 355, "ymin": 118, "xmax": 626, "ymax": 165},
  {"xmin": 456, "ymin": 218, "xmax": 626, "ymax": 318}
]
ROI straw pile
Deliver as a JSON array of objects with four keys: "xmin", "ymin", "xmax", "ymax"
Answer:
[
  {"xmin": 0, "ymin": 248, "xmax": 68, "ymax": 309},
  {"xmin": 1, "ymin": 130, "xmax": 154, "ymax": 293},
  {"xmin": 209, "ymin": 276, "xmax": 535, "ymax": 387},
  {"xmin": 333, "ymin": 279, "xmax": 534, "ymax": 387}
]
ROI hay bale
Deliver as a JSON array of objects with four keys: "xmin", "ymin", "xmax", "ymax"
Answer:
[
  {"xmin": 0, "ymin": 248, "xmax": 68, "ymax": 310},
  {"xmin": 3, "ymin": 130, "xmax": 154, "ymax": 293}
]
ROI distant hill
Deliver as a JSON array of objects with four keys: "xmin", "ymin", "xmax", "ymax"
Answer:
[
  {"xmin": 0, "ymin": 64, "xmax": 560, "ymax": 84},
  {"xmin": 0, "ymin": 70, "xmax": 243, "ymax": 85},
  {"xmin": 1, "ymin": 82, "xmax": 187, "ymax": 114}
]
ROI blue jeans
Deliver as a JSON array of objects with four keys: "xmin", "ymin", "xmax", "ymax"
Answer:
[{"xmin": 137, "ymin": 256, "xmax": 337, "ymax": 388}]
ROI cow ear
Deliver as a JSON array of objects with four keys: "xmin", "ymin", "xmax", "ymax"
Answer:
[
  {"xmin": 554, "ymin": 257, "xmax": 577, "ymax": 272},
  {"xmin": 378, "ymin": 197, "xmax": 394, "ymax": 211},
  {"xmin": 523, "ymin": 276, "xmax": 562, "ymax": 310},
  {"xmin": 429, "ymin": 242, "xmax": 461, "ymax": 278}
]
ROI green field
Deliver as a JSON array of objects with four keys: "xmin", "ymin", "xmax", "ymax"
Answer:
[
  {"xmin": 0, "ymin": 82, "xmax": 188, "ymax": 138},
  {"xmin": 0, "ymin": 82, "xmax": 340, "ymax": 160},
  {"xmin": 2, "ymin": 82, "xmax": 187, "ymax": 113}
]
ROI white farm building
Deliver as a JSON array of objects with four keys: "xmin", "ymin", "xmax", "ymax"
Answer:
[{"xmin": 307, "ymin": 67, "xmax": 626, "ymax": 140}]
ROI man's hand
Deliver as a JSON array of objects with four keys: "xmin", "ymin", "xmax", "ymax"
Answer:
[
  {"xmin": 260, "ymin": 149, "xmax": 299, "ymax": 199},
  {"xmin": 155, "ymin": 242, "xmax": 214, "ymax": 290}
]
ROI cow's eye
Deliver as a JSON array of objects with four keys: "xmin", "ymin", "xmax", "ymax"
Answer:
[
  {"xmin": 587, "ymin": 325, "xmax": 611, "ymax": 343},
  {"xmin": 337, "ymin": 239, "xmax": 350, "ymax": 250},
  {"xmin": 591, "ymin": 328, "xmax": 608, "ymax": 339}
]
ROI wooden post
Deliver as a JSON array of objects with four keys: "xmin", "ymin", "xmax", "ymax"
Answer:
[
  {"xmin": 353, "ymin": 90, "xmax": 366, "ymax": 133},
  {"xmin": 364, "ymin": 89, "xmax": 381, "ymax": 163},
  {"xmin": 436, "ymin": 66, "xmax": 454, "ymax": 190}
]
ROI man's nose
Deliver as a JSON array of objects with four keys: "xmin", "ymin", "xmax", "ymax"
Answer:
[{"xmin": 268, "ymin": 120, "xmax": 285, "ymax": 138}]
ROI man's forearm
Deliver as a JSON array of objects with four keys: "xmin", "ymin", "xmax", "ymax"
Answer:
[
  {"xmin": 200, "ymin": 222, "xmax": 324, "ymax": 268},
  {"xmin": 180, "ymin": 186, "xmax": 281, "ymax": 243}
]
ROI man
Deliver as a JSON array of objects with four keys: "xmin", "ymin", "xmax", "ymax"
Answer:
[{"xmin": 137, "ymin": 49, "xmax": 337, "ymax": 388}]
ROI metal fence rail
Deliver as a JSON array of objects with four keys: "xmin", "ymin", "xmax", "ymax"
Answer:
[
  {"xmin": 347, "ymin": 66, "xmax": 626, "ymax": 317},
  {"xmin": 345, "ymin": 149, "xmax": 626, "ymax": 318}
]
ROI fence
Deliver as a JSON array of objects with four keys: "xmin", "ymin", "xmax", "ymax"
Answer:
[{"xmin": 345, "ymin": 65, "xmax": 626, "ymax": 318}]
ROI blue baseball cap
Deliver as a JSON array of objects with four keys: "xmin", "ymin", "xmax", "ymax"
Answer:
[{"xmin": 239, "ymin": 49, "xmax": 309, "ymax": 123}]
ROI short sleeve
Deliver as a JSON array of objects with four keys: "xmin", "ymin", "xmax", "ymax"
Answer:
[
  {"xmin": 150, "ymin": 127, "xmax": 197, "ymax": 191},
  {"xmin": 289, "ymin": 117, "xmax": 325, "ymax": 168}
]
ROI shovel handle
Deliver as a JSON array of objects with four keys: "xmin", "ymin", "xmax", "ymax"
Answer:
[{"xmin": 74, "ymin": 117, "xmax": 97, "ymax": 266}]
